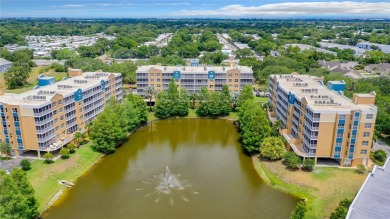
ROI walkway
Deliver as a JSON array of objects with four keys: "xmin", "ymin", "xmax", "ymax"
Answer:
[{"xmin": 372, "ymin": 140, "xmax": 390, "ymax": 157}]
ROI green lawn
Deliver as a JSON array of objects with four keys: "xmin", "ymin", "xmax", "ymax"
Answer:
[
  {"xmin": 254, "ymin": 96, "xmax": 268, "ymax": 104},
  {"xmin": 253, "ymin": 157, "xmax": 367, "ymax": 219},
  {"xmin": 26, "ymin": 143, "xmax": 102, "ymax": 212}
]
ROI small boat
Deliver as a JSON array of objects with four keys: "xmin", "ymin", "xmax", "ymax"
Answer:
[{"xmin": 59, "ymin": 180, "xmax": 75, "ymax": 188}]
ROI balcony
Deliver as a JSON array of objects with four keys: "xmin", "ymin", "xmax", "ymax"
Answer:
[
  {"xmin": 303, "ymin": 138, "xmax": 317, "ymax": 149},
  {"xmin": 304, "ymin": 130, "xmax": 318, "ymax": 139}
]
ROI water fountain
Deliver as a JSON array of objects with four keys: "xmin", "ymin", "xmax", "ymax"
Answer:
[{"xmin": 137, "ymin": 166, "xmax": 198, "ymax": 205}]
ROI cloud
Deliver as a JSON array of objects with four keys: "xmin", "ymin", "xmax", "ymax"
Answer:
[
  {"xmin": 52, "ymin": 4, "xmax": 85, "ymax": 8},
  {"xmin": 175, "ymin": 2, "xmax": 390, "ymax": 16}
]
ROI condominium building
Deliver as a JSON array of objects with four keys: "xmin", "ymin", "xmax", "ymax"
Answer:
[
  {"xmin": 269, "ymin": 73, "xmax": 377, "ymax": 167},
  {"xmin": 136, "ymin": 61, "xmax": 253, "ymax": 95},
  {"xmin": 0, "ymin": 69, "xmax": 122, "ymax": 157}
]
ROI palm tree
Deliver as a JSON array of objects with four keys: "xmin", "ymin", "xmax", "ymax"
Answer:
[
  {"xmin": 85, "ymin": 121, "xmax": 93, "ymax": 137},
  {"xmin": 189, "ymin": 92, "xmax": 198, "ymax": 109},
  {"xmin": 74, "ymin": 131, "xmax": 83, "ymax": 147},
  {"xmin": 144, "ymin": 85, "xmax": 157, "ymax": 112},
  {"xmin": 274, "ymin": 120, "xmax": 284, "ymax": 131},
  {"xmin": 230, "ymin": 91, "xmax": 239, "ymax": 111}
]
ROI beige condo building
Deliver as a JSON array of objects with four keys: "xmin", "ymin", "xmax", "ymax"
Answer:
[
  {"xmin": 269, "ymin": 73, "xmax": 377, "ymax": 167},
  {"xmin": 0, "ymin": 69, "xmax": 122, "ymax": 157}
]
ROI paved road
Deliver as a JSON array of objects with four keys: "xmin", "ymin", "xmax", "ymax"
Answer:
[
  {"xmin": 0, "ymin": 157, "xmax": 35, "ymax": 172},
  {"xmin": 372, "ymin": 140, "xmax": 390, "ymax": 157}
]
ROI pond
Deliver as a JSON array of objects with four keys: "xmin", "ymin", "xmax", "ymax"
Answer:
[{"xmin": 44, "ymin": 119, "xmax": 297, "ymax": 219}]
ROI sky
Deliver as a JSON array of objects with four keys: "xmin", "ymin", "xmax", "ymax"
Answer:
[{"xmin": 1, "ymin": 0, "xmax": 390, "ymax": 18}]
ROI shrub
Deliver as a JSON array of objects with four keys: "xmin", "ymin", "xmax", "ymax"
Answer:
[
  {"xmin": 59, "ymin": 148, "xmax": 70, "ymax": 159},
  {"xmin": 259, "ymin": 137, "xmax": 286, "ymax": 160},
  {"xmin": 20, "ymin": 159, "xmax": 31, "ymax": 171},
  {"xmin": 330, "ymin": 199, "xmax": 352, "ymax": 219},
  {"xmin": 356, "ymin": 164, "xmax": 366, "ymax": 174},
  {"xmin": 290, "ymin": 200, "xmax": 306, "ymax": 219},
  {"xmin": 372, "ymin": 149, "xmax": 387, "ymax": 164},
  {"xmin": 283, "ymin": 152, "xmax": 301, "ymax": 169},
  {"xmin": 43, "ymin": 152, "xmax": 54, "ymax": 164},
  {"xmin": 67, "ymin": 143, "xmax": 76, "ymax": 154},
  {"xmin": 302, "ymin": 158, "xmax": 315, "ymax": 171}
]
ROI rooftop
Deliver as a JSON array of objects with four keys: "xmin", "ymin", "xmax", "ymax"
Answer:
[
  {"xmin": 271, "ymin": 73, "xmax": 377, "ymax": 112},
  {"xmin": 136, "ymin": 65, "xmax": 253, "ymax": 73},
  {"xmin": 347, "ymin": 158, "xmax": 390, "ymax": 219},
  {"xmin": 0, "ymin": 72, "xmax": 120, "ymax": 107}
]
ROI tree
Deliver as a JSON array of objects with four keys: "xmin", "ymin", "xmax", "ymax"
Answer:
[
  {"xmin": 220, "ymin": 84, "xmax": 231, "ymax": 115},
  {"xmin": 54, "ymin": 48, "xmax": 77, "ymax": 60},
  {"xmin": 283, "ymin": 152, "xmax": 301, "ymax": 169},
  {"xmin": 74, "ymin": 131, "xmax": 84, "ymax": 147},
  {"xmin": 43, "ymin": 152, "xmax": 54, "ymax": 164},
  {"xmin": 199, "ymin": 51, "xmax": 227, "ymax": 65},
  {"xmin": 144, "ymin": 85, "xmax": 157, "ymax": 111},
  {"xmin": 372, "ymin": 149, "xmax": 387, "ymax": 164},
  {"xmin": 4, "ymin": 66, "xmax": 31, "ymax": 89},
  {"xmin": 330, "ymin": 199, "xmax": 352, "ymax": 219},
  {"xmin": 302, "ymin": 158, "xmax": 315, "ymax": 171},
  {"xmin": 189, "ymin": 93, "xmax": 198, "ymax": 109},
  {"xmin": 238, "ymin": 100, "xmax": 272, "ymax": 153},
  {"xmin": 237, "ymin": 85, "xmax": 254, "ymax": 107},
  {"xmin": 176, "ymin": 88, "xmax": 189, "ymax": 117},
  {"xmin": 90, "ymin": 102, "xmax": 127, "ymax": 154},
  {"xmin": 234, "ymin": 48, "xmax": 254, "ymax": 59},
  {"xmin": 230, "ymin": 91, "xmax": 239, "ymax": 111},
  {"xmin": 20, "ymin": 159, "xmax": 31, "ymax": 171},
  {"xmin": 290, "ymin": 201, "xmax": 306, "ymax": 219},
  {"xmin": 0, "ymin": 141, "xmax": 12, "ymax": 157},
  {"xmin": 67, "ymin": 143, "xmax": 76, "ymax": 154},
  {"xmin": 356, "ymin": 164, "xmax": 366, "ymax": 174},
  {"xmin": 127, "ymin": 93, "xmax": 148, "ymax": 124},
  {"xmin": 0, "ymin": 169, "xmax": 39, "ymax": 219},
  {"xmin": 59, "ymin": 148, "xmax": 70, "ymax": 159},
  {"xmin": 259, "ymin": 137, "xmax": 286, "ymax": 160},
  {"xmin": 154, "ymin": 92, "xmax": 171, "ymax": 119}
]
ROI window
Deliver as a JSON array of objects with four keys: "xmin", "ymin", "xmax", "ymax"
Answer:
[
  {"xmin": 337, "ymin": 124, "xmax": 345, "ymax": 129},
  {"xmin": 157, "ymin": 73, "xmax": 160, "ymax": 76},
  {"xmin": 336, "ymin": 142, "xmax": 342, "ymax": 147},
  {"xmin": 362, "ymin": 141, "xmax": 369, "ymax": 146},
  {"xmin": 366, "ymin": 114, "xmax": 373, "ymax": 119},
  {"xmin": 365, "ymin": 123, "xmax": 372, "ymax": 129},
  {"xmin": 52, "ymin": 102, "xmax": 56, "ymax": 107},
  {"xmin": 339, "ymin": 115, "xmax": 346, "ymax": 120},
  {"xmin": 157, "ymin": 79, "xmax": 161, "ymax": 82},
  {"xmin": 55, "ymin": 126, "xmax": 59, "ymax": 131},
  {"xmin": 80, "ymin": 116, "xmax": 83, "ymax": 120},
  {"xmin": 61, "ymin": 123, "xmax": 64, "ymax": 128},
  {"xmin": 150, "ymin": 73, "xmax": 154, "ymax": 76},
  {"xmin": 157, "ymin": 84, "xmax": 161, "ymax": 87},
  {"xmin": 79, "ymin": 108, "xmax": 83, "ymax": 112},
  {"xmin": 150, "ymin": 78, "xmax": 154, "ymax": 82},
  {"xmin": 234, "ymin": 79, "xmax": 239, "ymax": 82},
  {"xmin": 360, "ymin": 150, "xmax": 367, "ymax": 155},
  {"xmin": 337, "ymin": 133, "xmax": 343, "ymax": 138},
  {"xmin": 209, "ymin": 85, "xmax": 213, "ymax": 88},
  {"xmin": 234, "ymin": 84, "xmax": 238, "ymax": 88},
  {"xmin": 59, "ymin": 107, "xmax": 63, "ymax": 112},
  {"xmin": 58, "ymin": 100, "xmax": 63, "ymax": 105},
  {"xmin": 228, "ymin": 79, "xmax": 232, "ymax": 82},
  {"xmin": 363, "ymin": 132, "xmax": 370, "ymax": 137},
  {"xmin": 60, "ymin": 116, "xmax": 64, "ymax": 120},
  {"xmin": 54, "ymin": 118, "xmax": 58, "ymax": 123}
]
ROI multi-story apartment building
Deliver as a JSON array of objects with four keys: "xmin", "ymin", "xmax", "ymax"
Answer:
[
  {"xmin": 136, "ymin": 61, "xmax": 253, "ymax": 95},
  {"xmin": 269, "ymin": 73, "xmax": 377, "ymax": 167},
  {"xmin": 0, "ymin": 69, "xmax": 122, "ymax": 157}
]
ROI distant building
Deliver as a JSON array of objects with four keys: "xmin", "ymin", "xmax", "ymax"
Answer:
[
  {"xmin": 136, "ymin": 62, "xmax": 253, "ymax": 95},
  {"xmin": 0, "ymin": 58, "xmax": 12, "ymax": 73},
  {"xmin": 270, "ymin": 50, "xmax": 280, "ymax": 57},
  {"xmin": 364, "ymin": 63, "xmax": 390, "ymax": 75},
  {"xmin": 319, "ymin": 42, "xmax": 366, "ymax": 57},
  {"xmin": 269, "ymin": 73, "xmax": 377, "ymax": 167},
  {"xmin": 346, "ymin": 158, "xmax": 390, "ymax": 219},
  {"xmin": 357, "ymin": 42, "xmax": 390, "ymax": 53},
  {"xmin": 0, "ymin": 70, "xmax": 122, "ymax": 157}
]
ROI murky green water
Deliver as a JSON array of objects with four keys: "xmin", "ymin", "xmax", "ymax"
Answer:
[{"xmin": 44, "ymin": 119, "xmax": 297, "ymax": 219}]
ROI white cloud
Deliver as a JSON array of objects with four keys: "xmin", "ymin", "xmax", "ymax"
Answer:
[
  {"xmin": 53, "ymin": 4, "xmax": 84, "ymax": 8},
  {"xmin": 175, "ymin": 2, "xmax": 390, "ymax": 16}
]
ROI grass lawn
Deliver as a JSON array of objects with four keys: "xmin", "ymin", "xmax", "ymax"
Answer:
[
  {"xmin": 0, "ymin": 66, "xmax": 67, "ymax": 94},
  {"xmin": 254, "ymin": 96, "xmax": 268, "ymax": 104},
  {"xmin": 26, "ymin": 143, "xmax": 102, "ymax": 212},
  {"xmin": 253, "ymin": 157, "xmax": 367, "ymax": 219}
]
